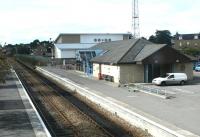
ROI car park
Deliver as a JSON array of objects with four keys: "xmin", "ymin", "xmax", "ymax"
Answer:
[{"xmin": 152, "ymin": 73, "xmax": 187, "ymax": 86}]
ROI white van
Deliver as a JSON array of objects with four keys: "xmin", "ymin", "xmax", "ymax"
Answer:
[{"xmin": 152, "ymin": 73, "xmax": 187, "ymax": 86}]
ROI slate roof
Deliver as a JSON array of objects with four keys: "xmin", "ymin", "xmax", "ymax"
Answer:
[
  {"xmin": 183, "ymin": 54, "xmax": 198, "ymax": 61},
  {"xmin": 175, "ymin": 33, "xmax": 200, "ymax": 40},
  {"xmin": 134, "ymin": 44, "xmax": 166, "ymax": 62},
  {"xmin": 90, "ymin": 39, "xmax": 138, "ymax": 64},
  {"xmin": 91, "ymin": 38, "xmax": 166, "ymax": 64}
]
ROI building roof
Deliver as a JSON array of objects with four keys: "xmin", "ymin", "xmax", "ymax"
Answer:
[
  {"xmin": 90, "ymin": 39, "xmax": 138, "ymax": 64},
  {"xmin": 91, "ymin": 39, "xmax": 191, "ymax": 64},
  {"xmin": 134, "ymin": 44, "xmax": 166, "ymax": 62},
  {"xmin": 183, "ymin": 54, "xmax": 198, "ymax": 61}
]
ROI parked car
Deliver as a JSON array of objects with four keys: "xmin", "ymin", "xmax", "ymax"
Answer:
[
  {"xmin": 195, "ymin": 64, "xmax": 200, "ymax": 72},
  {"xmin": 152, "ymin": 73, "xmax": 187, "ymax": 86}
]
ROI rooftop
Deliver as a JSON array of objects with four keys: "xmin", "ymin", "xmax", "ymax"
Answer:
[
  {"xmin": 91, "ymin": 39, "xmax": 165, "ymax": 64},
  {"xmin": 175, "ymin": 33, "xmax": 200, "ymax": 40},
  {"xmin": 90, "ymin": 38, "xmax": 191, "ymax": 64}
]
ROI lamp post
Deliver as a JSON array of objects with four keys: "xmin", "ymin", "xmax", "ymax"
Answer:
[
  {"xmin": 49, "ymin": 38, "xmax": 54, "ymax": 59},
  {"xmin": 49, "ymin": 38, "xmax": 55, "ymax": 66}
]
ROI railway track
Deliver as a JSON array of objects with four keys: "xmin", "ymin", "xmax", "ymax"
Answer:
[{"xmin": 11, "ymin": 60, "xmax": 133, "ymax": 137}]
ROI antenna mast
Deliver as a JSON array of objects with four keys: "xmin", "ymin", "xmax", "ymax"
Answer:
[{"xmin": 132, "ymin": 0, "xmax": 140, "ymax": 38}]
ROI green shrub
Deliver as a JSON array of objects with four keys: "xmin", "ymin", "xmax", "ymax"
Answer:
[{"xmin": 15, "ymin": 54, "xmax": 50, "ymax": 66}]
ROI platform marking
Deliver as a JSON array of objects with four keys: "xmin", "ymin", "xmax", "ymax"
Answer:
[{"xmin": 13, "ymin": 69, "xmax": 51, "ymax": 137}]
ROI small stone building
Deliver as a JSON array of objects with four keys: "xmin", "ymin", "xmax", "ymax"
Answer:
[{"xmin": 91, "ymin": 39, "xmax": 193, "ymax": 84}]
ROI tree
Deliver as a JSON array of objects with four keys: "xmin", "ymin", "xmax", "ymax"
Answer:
[
  {"xmin": 182, "ymin": 47, "xmax": 200, "ymax": 57},
  {"xmin": 17, "ymin": 44, "xmax": 31, "ymax": 54},
  {"xmin": 3, "ymin": 39, "xmax": 53, "ymax": 56},
  {"xmin": 30, "ymin": 39, "xmax": 40, "ymax": 49},
  {"xmin": 149, "ymin": 35, "xmax": 156, "ymax": 43},
  {"xmin": 149, "ymin": 30, "xmax": 172, "ymax": 46}
]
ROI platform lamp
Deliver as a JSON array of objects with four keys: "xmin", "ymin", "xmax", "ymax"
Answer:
[
  {"xmin": 49, "ymin": 38, "xmax": 54, "ymax": 59},
  {"xmin": 48, "ymin": 38, "xmax": 54, "ymax": 66}
]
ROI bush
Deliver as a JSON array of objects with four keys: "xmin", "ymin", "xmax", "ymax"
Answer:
[
  {"xmin": 15, "ymin": 54, "xmax": 50, "ymax": 66},
  {"xmin": 0, "ymin": 52, "xmax": 10, "ymax": 83}
]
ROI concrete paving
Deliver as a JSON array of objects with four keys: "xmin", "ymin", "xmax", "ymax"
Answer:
[
  {"xmin": 0, "ymin": 70, "xmax": 50, "ymax": 137},
  {"xmin": 42, "ymin": 66, "xmax": 200, "ymax": 136}
]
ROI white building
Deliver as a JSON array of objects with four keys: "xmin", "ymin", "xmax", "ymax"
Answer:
[{"xmin": 54, "ymin": 33, "xmax": 131, "ymax": 59}]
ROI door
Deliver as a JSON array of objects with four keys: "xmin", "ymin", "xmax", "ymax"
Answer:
[
  {"xmin": 166, "ymin": 74, "xmax": 176, "ymax": 85},
  {"xmin": 148, "ymin": 65, "xmax": 153, "ymax": 82},
  {"xmin": 153, "ymin": 64, "xmax": 161, "ymax": 79}
]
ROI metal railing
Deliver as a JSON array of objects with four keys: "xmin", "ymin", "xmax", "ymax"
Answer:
[{"xmin": 128, "ymin": 83, "xmax": 169, "ymax": 99}]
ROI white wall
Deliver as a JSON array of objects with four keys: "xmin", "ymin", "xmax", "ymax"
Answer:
[
  {"xmin": 101, "ymin": 64, "xmax": 120, "ymax": 83},
  {"xmin": 55, "ymin": 48, "xmax": 76, "ymax": 59},
  {"xmin": 80, "ymin": 34, "xmax": 124, "ymax": 44},
  {"xmin": 55, "ymin": 43, "xmax": 95, "ymax": 49},
  {"xmin": 54, "ymin": 43, "xmax": 95, "ymax": 59},
  {"xmin": 61, "ymin": 50, "xmax": 76, "ymax": 58},
  {"xmin": 55, "ymin": 47, "xmax": 61, "ymax": 58},
  {"xmin": 93, "ymin": 63, "xmax": 100, "ymax": 78},
  {"xmin": 93, "ymin": 64, "xmax": 145, "ymax": 84}
]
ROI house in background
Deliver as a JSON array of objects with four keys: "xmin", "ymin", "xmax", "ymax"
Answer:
[
  {"xmin": 54, "ymin": 33, "xmax": 131, "ymax": 59},
  {"xmin": 173, "ymin": 33, "xmax": 200, "ymax": 68},
  {"xmin": 173, "ymin": 33, "xmax": 200, "ymax": 50},
  {"xmin": 91, "ymin": 39, "xmax": 193, "ymax": 84}
]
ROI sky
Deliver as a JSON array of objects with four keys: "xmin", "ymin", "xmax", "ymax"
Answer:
[{"xmin": 0, "ymin": 0, "xmax": 200, "ymax": 44}]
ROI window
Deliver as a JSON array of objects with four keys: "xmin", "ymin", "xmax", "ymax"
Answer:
[
  {"xmin": 187, "ymin": 41, "xmax": 190, "ymax": 45},
  {"xmin": 168, "ymin": 75, "xmax": 174, "ymax": 79},
  {"xmin": 94, "ymin": 39, "xmax": 97, "ymax": 42},
  {"xmin": 107, "ymin": 67, "xmax": 110, "ymax": 73},
  {"xmin": 108, "ymin": 39, "xmax": 111, "ymax": 42},
  {"xmin": 98, "ymin": 39, "xmax": 101, "ymax": 42},
  {"xmin": 179, "ymin": 42, "xmax": 182, "ymax": 47},
  {"xmin": 179, "ymin": 36, "xmax": 182, "ymax": 40}
]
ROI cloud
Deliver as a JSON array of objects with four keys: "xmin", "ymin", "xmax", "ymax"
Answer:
[
  {"xmin": 0, "ymin": 0, "xmax": 199, "ymax": 44},
  {"xmin": 140, "ymin": 0, "xmax": 200, "ymax": 37},
  {"xmin": 0, "ymin": 0, "xmax": 133, "ymax": 44}
]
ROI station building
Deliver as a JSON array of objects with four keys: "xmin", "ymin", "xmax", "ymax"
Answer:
[
  {"xmin": 91, "ymin": 39, "xmax": 193, "ymax": 84},
  {"xmin": 54, "ymin": 33, "xmax": 131, "ymax": 59}
]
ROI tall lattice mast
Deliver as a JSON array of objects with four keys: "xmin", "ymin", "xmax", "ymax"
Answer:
[{"xmin": 132, "ymin": 0, "xmax": 140, "ymax": 38}]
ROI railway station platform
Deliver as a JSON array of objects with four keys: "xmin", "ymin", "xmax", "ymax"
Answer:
[
  {"xmin": 37, "ymin": 66, "xmax": 200, "ymax": 137},
  {"xmin": 0, "ymin": 69, "xmax": 50, "ymax": 137}
]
